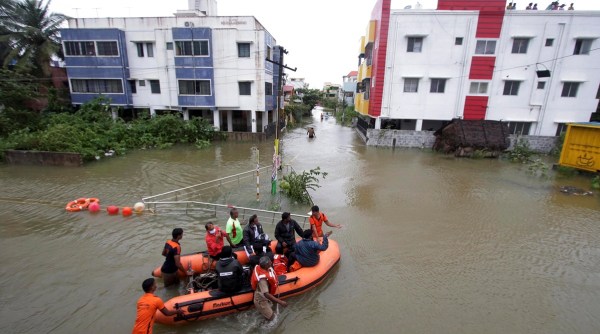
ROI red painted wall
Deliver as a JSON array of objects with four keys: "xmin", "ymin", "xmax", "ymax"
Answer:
[
  {"xmin": 469, "ymin": 57, "xmax": 495, "ymax": 79},
  {"xmin": 464, "ymin": 96, "xmax": 488, "ymax": 120},
  {"xmin": 368, "ymin": 0, "xmax": 391, "ymax": 117},
  {"xmin": 437, "ymin": 0, "xmax": 505, "ymax": 38}
]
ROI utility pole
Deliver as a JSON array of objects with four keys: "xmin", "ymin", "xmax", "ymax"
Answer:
[{"xmin": 266, "ymin": 46, "xmax": 296, "ymax": 195}]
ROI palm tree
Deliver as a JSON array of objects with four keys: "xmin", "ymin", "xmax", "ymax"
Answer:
[{"xmin": 0, "ymin": 0, "xmax": 66, "ymax": 77}]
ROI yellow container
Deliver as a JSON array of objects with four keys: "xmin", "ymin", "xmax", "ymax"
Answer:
[{"xmin": 558, "ymin": 122, "xmax": 600, "ymax": 173}]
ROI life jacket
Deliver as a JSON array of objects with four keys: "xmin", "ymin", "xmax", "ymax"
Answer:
[
  {"xmin": 273, "ymin": 254, "xmax": 288, "ymax": 276},
  {"xmin": 251, "ymin": 265, "xmax": 278, "ymax": 295},
  {"xmin": 309, "ymin": 212, "xmax": 328, "ymax": 237}
]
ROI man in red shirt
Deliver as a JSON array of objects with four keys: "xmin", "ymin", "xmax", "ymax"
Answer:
[
  {"xmin": 132, "ymin": 278, "xmax": 183, "ymax": 334},
  {"xmin": 309, "ymin": 205, "xmax": 342, "ymax": 240},
  {"xmin": 205, "ymin": 222, "xmax": 235, "ymax": 260}
]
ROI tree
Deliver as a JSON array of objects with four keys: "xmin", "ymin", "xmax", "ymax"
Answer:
[
  {"xmin": 296, "ymin": 88, "xmax": 321, "ymax": 111},
  {"xmin": 0, "ymin": 0, "xmax": 66, "ymax": 77}
]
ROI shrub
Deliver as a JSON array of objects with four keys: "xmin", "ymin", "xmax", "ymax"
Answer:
[{"xmin": 281, "ymin": 167, "xmax": 328, "ymax": 204}]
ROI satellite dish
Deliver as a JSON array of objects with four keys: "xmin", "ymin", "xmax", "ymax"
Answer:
[{"xmin": 404, "ymin": 5, "xmax": 412, "ymax": 9}]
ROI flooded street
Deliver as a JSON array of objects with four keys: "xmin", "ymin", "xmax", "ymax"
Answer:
[{"xmin": 1, "ymin": 109, "xmax": 599, "ymax": 334}]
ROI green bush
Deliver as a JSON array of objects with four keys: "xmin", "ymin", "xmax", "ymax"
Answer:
[
  {"xmin": 281, "ymin": 167, "xmax": 328, "ymax": 204},
  {"xmin": 506, "ymin": 139, "xmax": 535, "ymax": 163}
]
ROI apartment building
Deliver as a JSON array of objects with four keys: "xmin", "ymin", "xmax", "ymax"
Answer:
[
  {"xmin": 355, "ymin": 0, "xmax": 600, "ymax": 136},
  {"xmin": 60, "ymin": 0, "xmax": 279, "ymax": 133}
]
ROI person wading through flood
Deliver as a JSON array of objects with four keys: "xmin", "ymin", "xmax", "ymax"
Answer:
[
  {"xmin": 251, "ymin": 256, "xmax": 287, "ymax": 320},
  {"xmin": 160, "ymin": 228, "xmax": 186, "ymax": 287},
  {"xmin": 307, "ymin": 127, "xmax": 316, "ymax": 139},
  {"xmin": 132, "ymin": 278, "xmax": 183, "ymax": 334}
]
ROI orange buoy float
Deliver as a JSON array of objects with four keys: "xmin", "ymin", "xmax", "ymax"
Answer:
[
  {"xmin": 65, "ymin": 198, "xmax": 90, "ymax": 212},
  {"xmin": 122, "ymin": 207, "xmax": 133, "ymax": 217},
  {"xmin": 107, "ymin": 206, "xmax": 119, "ymax": 215},
  {"xmin": 88, "ymin": 202, "xmax": 100, "ymax": 213}
]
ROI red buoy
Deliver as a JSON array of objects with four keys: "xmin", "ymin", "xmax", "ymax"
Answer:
[
  {"xmin": 122, "ymin": 207, "xmax": 133, "ymax": 217},
  {"xmin": 107, "ymin": 206, "xmax": 119, "ymax": 215}
]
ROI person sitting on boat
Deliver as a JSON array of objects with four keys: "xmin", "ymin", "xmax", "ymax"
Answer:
[
  {"xmin": 307, "ymin": 127, "xmax": 316, "ymax": 138},
  {"xmin": 215, "ymin": 246, "xmax": 244, "ymax": 294},
  {"xmin": 251, "ymin": 256, "xmax": 288, "ymax": 320},
  {"xmin": 161, "ymin": 228, "xmax": 186, "ymax": 287},
  {"xmin": 132, "ymin": 278, "xmax": 183, "ymax": 334},
  {"xmin": 288, "ymin": 230, "xmax": 332, "ymax": 271},
  {"xmin": 248, "ymin": 241, "xmax": 274, "ymax": 271},
  {"xmin": 274, "ymin": 212, "xmax": 304, "ymax": 255},
  {"xmin": 309, "ymin": 205, "xmax": 342, "ymax": 240},
  {"xmin": 243, "ymin": 214, "xmax": 272, "ymax": 256},
  {"xmin": 272, "ymin": 247, "xmax": 288, "ymax": 276},
  {"xmin": 226, "ymin": 208, "xmax": 247, "ymax": 248},
  {"xmin": 205, "ymin": 222, "xmax": 236, "ymax": 260}
]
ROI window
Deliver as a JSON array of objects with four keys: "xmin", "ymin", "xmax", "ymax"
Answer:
[
  {"xmin": 561, "ymin": 82, "xmax": 580, "ymax": 97},
  {"xmin": 178, "ymin": 80, "xmax": 211, "ymax": 95},
  {"xmin": 128, "ymin": 80, "xmax": 137, "ymax": 94},
  {"xmin": 146, "ymin": 43, "xmax": 154, "ymax": 57},
  {"xmin": 475, "ymin": 40, "xmax": 496, "ymax": 55},
  {"xmin": 403, "ymin": 78, "xmax": 419, "ymax": 93},
  {"xmin": 238, "ymin": 43, "xmax": 250, "ymax": 57},
  {"xmin": 507, "ymin": 122, "xmax": 531, "ymax": 135},
  {"xmin": 503, "ymin": 81, "xmax": 521, "ymax": 95},
  {"xmin": 138, "ymin": 80, "xmax": 145, "ymax": 86},
  {"xmin": 96, "ymin": 41, "xmax": 118, "ymax": 56},
  {"xmin": 149, "ymin": 80, "xmax": 160, "ymax": 94},
  {"xmin": 573, "ymin": 39, "xmax": 592, "ymax": 55},
  {"xmin": 455, "ymin": 37, "xmax": 463, "ymax": 45},
  {"xmin": 64, "ymin": 41, "xmax": 95, "ymax": 56},
  {"xmin": 545, "ymin": 38, "xmax": 554, "ymax": 47},
  {"xmin": 511, "ymin": 38, "xmax": 529, "ymax": 54},
  {"xmin": 430, "ymin": 79, "xmax": 446, "ymax": 93},
  {"xmin": 239, "ymin": 82, "xmax": 251, "ymax": 95},
  {"xmin": 70, "ymin": 79, "xmax": 123, "ymax": 93},
  {"xmin": 407, "ymin": 37, "xmax": 423, "ymax": 52},
  {"xmin": 537, "ymin": 81, "xmax": 546, "ymax": 89},
  {"xmin": 166, "ymin": 42, "xmax": 174, "ymax": 50},
  {"xmin": 265, "ymin": 82, "xmax": 273, "ymax": 96},
  {"xmin": 555, "ymin": 123, "xmax": 567, "ymax": 136},
  {"xmin": 135, "ymin": 43, "xmax": 144, "ymax": 57},
  {"xmin": 469, "ymin": 82, "xmax": 489, "ymax": 94},
  {"xmin": 175, "ymin": 40, "xmax": 209, "ymax": 56},
  {"xmin": 267, "ymin": 46, "xmax": 272, "ymax": 60}
]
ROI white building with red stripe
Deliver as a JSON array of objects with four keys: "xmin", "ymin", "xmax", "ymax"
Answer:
[{"xmin": 355, "ymin": 0, "xmax": 600, "ymax": 136}]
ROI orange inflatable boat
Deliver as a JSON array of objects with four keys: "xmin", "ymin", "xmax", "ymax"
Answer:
[{"xmin": 154, "ymin": 238, "xmax": 341, "ymax": 325}]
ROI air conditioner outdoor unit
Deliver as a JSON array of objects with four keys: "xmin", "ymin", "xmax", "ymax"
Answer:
[{"xmin": 184, "ymin": 21, "xmax": 194, "ymax": 27}]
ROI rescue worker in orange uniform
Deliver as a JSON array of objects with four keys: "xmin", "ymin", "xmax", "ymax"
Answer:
[
  {"xmin": 309, "ymin": 205, "xmax": 341, "ymax": 240},
  {"xmin": 251, "ymin": 256, "xmax": 287, "ymax": 320},
  {"xmin": 161, "ymin": 228, "xmax": 186, "ymax": 287},
  {"xmin": 132, "ymin": 278, "xmax": 183, "ymax": 334}
]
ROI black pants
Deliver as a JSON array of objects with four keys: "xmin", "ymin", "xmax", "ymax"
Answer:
[{"xmin": 275, "ymin": 241, "xmax": 295, "ymax": 257}]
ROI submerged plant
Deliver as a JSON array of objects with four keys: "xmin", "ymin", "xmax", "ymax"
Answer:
[
  {"xmin": 526, "ymin": 158, "xmax": 549, "ymax": 178},
  {"xmin": 507, "ymin": 139, "xmax": 535, "ymax": 163},
  {"xmin": 281, "ymin": 167, "xmax": 328, "ymax": 204},
  {"xmin": 592, "ymin": 175, "xmax": 600, "ymax": 190}
]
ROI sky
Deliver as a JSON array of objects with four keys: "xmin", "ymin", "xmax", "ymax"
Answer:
[{"xmin": 48, "ymin": 0, "xmax": 600, "ymax": 89}]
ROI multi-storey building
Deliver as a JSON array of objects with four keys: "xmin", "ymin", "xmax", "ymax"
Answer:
[
  {"xmin": 60, "ymin": 0, "xmax": 279, "ymax": 133},
  {"xmin": 355, "ymin": 0, "xmax": 600, "ymax": 136},
  {"xmin": 342, "ymin": 71, "xmax": 358, "ymax": 107}
]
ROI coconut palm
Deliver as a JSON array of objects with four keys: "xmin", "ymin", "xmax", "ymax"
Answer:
[{"xmin": 0, "ymin": 0, "xmax": 66, "ymax": 77}]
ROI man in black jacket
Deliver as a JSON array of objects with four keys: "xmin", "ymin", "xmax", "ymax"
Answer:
[
  {"xmin": 243, "ymin": 214, "xmax": 272, "ymax": 255},
  {"xmin": 215, "ymin": 246, "xmax": 243, "ymax": 294},
  {"xmin": 274, "ymin": 212, "xmax": 304, "ymax": 255}
]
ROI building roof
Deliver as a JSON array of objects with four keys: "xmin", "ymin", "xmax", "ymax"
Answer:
[
  {"xmin": 283, "ymin": 85, "xmax": 294, "ymax": 92},
  {"xmin": 346, "ymin": 71, "xmax": 358, "ymax": 77}
]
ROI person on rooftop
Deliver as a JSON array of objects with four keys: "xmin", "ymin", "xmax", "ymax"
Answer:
[
  {"xmin": 526, "ymin": 2, "xmax": 533, "ymax": 9},
  {"xmin": 568, "ymin": 3, "xmax": 574, "ymax": 10}
]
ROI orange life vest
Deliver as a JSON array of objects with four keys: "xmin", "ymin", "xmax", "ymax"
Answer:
[
  {"xmin": 251, "ymin": 265, "xmax": 278, "ymax": 295},
  {"xmin": 273, "ymin": 254, "xmax": 288, "ymax": 276}
]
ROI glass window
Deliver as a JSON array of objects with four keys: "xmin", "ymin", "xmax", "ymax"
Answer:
[
  {"xmin": 138, "ymin": 80, "xmax": 145, "ymax": 86},
  {"xmin": 64, "ymin": 41, "xmax": 96, "ymax": 56},
  {"xmin": 166, "ymin": 42, "xmax": 174, "ymax": 50},
  {"xmin": 146, "ymin": 43, "xmax": 154, "ymax": 57},
  {"xmin": 407, "ymin": 37, "xmax": 423, "ymax": 52},
  {"xmin": 573, "ymin": 39, "xmax": 592, "ymax": 55},
  {"xmin": 430, "ymin": 79, "xmax": 446, "ymax": 93},
  {"xmin": 469, "ymin": 82, "xmax": 489, "ymax": 94},
  {"xmin": 403, "ymin": 78, "xmax": 419, "ymax": 93},
  {"xmin": 71, "ymin": 79, "xmax": 123, "ymax": 93},
  {"xmin": 475, "ymin": 40, "xmax": 496, "ymax": 55},
  {"xmin": 561, "ymin": 82, "xmax": 580, "ymax": 97},
  {"xmin": 555, "ymin": 123, "xmax": 567, "ymax": 136},
  {"xmin": 149, "ymin": 80, "xmax": 161, "ymax": 94},
  {"xmin": 175, "ymin": 41, "xmax": 209, "ymax": 56},
  {"xmin": 265, "ymin": 82, "xmax": 273, "ymax": 96},
  {"xmin": 511, "ymin": 38, "xmax": 529, "ymax": 54},
  {"xmin": 239, "ymin": 82, "xmax": 251, "ymax": 95},
  {"xmin": 96, "ymin": 41, "xmax": 118, "ymax": 56},
  {"xmin": 267, "ymin": 46, "xmax": 272, "ymax": 60},
  {"xmin": 178, "ymin": 80, "xmax": 211, "ymax": 95},
  {"xmin": 238, "ymin": 42, "xmax": 250, "ymax": 57},
  {"xmin": 503, "ymin": 81, "xmax": 521, "ymax": 95},
  {"xmin": 128, "ymin": 80, "xmax": 137, "ymax": 94},
  {"xmin": 508, "ymin": 122, "xmax": 531, "ymax": 135},
  {"xmin": 455, "ymin": 37, "xmax": 463, "ymax": 45},
  {"xmin": 135, "ymin": 43, "xmax": 144, "ymax": 57},
  {"xmin": 537, "ymin": 81, "xmax": 546, "ymax": 89},
  {"xmin": 545, "ymin": 38, "xmax": 554, "ymax": 47}
]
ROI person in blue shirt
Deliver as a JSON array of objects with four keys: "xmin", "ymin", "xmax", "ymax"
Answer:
[{"xmin": 288, "ymin": 229, "xmax": 332, "ymax": 270}]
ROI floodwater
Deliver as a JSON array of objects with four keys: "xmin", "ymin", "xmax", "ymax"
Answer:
[{"xmin": 1, "ymin": 108, "xmax": 599, "ymax": 334}]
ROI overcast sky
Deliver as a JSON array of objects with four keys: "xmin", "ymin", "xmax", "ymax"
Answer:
[{"xmin": 49, "ymin": 0, "xmax": 600, "ymax": 89}]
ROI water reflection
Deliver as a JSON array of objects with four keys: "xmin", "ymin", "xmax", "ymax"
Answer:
[{"xmin": 0, "ymin": 111, "xmax": 598, "ymax": 334}]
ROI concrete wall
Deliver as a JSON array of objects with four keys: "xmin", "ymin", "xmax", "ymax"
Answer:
[
  {"xmin": 363, "ymin": 129, "xmax": 558, "ymax": 153},
  {"xmin": 4, "ymin": 150, "xmax": 83, "ymax": 167}
]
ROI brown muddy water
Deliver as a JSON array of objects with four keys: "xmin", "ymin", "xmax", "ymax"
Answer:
[{"xmin": 1, "ymin": 109, "xmax": 599, "ymax": 334}]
